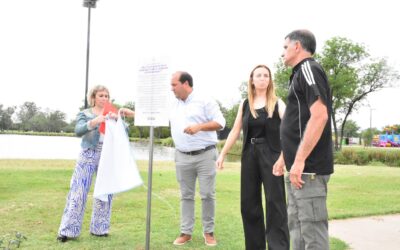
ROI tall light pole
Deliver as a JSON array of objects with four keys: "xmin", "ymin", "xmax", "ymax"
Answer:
[
  {"xmin": 369, "ymin": 107, "xmax": 375, "ymax": 131},
  {"xmin": 83, "ymin": 0, "xmax": 99, "ymax": 108},
  {"xmin": 369, "ymin": 106, "xmax": 375, "ymax": 146}
]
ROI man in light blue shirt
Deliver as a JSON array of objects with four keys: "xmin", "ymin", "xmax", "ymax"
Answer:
[{"xmin": 170, "ymin": 71, "xmax": 225, "ymax": 247}]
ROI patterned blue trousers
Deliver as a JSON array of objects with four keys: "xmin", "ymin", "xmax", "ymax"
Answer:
[{"xmin": 58, "ymin": 143, "xmax": 113, "ymax": 237}]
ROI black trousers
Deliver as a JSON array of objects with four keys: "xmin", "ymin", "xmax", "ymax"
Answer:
[{"xmin": 241, "ymin": 143, "xmax": 290, "ymax": 250}]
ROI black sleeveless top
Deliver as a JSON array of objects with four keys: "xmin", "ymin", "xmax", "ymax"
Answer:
[
  {"xmin": 242, "ymin": 99, "xmax": 281, "ymax": 153},
  {"xmin": 248, "ymin": 107, "xmax": 268, "ymax": 139}
]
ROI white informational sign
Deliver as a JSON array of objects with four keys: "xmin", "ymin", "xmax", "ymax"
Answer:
[{"xmin": 135, "ymin": 57, "xmax": 170, "ymax": 127}]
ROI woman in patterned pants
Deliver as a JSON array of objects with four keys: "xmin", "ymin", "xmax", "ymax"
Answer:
[{"xmin": 57, "ymin": 85, "xmax": 134, "ymax": 242}]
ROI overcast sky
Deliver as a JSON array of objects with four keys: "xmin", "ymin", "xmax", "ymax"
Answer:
[{"xmin": 0, "ymin": 0, "xmax": 399, "ymax": 130}]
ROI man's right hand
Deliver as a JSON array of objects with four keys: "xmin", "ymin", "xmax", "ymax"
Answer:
[
  {"xmin": 183, "ymin": 124, "xmax": 201, "ymax": 135},
  {"xmin": 289, "ymin": 160, "xmax": 305, "ymax": 189}
]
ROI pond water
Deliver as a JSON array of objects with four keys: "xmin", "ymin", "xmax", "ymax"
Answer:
[{"xmin": 0, "ymin": 134, "xmax": 175, "ymax": 161}]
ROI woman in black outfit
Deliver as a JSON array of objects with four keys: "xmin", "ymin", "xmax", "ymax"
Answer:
[{"xmin": 216, "ymin": 65, "xmax": 289, "ymax": 250}]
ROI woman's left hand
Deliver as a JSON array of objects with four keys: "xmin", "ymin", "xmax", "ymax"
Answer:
[
  {"xmin": 272, "ymin": 157, "xmax": 286, "ymax": 176},
  {"xmin": 119, "ymin": 108, "xmax": 135, "ymax": 118}
]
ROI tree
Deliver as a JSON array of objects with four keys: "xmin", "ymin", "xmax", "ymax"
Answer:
[
  {"xmin": 219, "ymin": 80, "xmax": 246, "ymax": 130},
  {"xmin": 63, "ymin": 119, "xmax": 76, "ymax": 133},
  {"xmin": 0, "ymin": 104, "xmax": 16, "ymax": 130},
  {"xmin": 362, "ymin": 127, "xmax": 380, "ymax": 147},
  {"xmin": 122, "ymin": 101, "xmax": 142, "ymax": 138},
  {"xmin": 17, "ymin": 102, "xmax": 39, "ymax": 123},
  {"xmin": 13, "ymin": 101, "xmax": 69, "ymax": 132},
  {"xmin": 342, "ymin": 120, "xmax": 360, "ymax": 138},
  {"xmin": 238, "ymin": 81, "xmax": 248, "ymax": 99},
  {"xmin": 218, "ymin": 101, "xmax": 239, "ymax": 129},
  {"xmin": 320, "ymin": 37, "xmax": 399, "ymax": 150},
  {"xmin": 273, "ymin": 61, "xmax": 292, "ymax": 100},
  {"xmin": 390, "ymin": 125, "xmax": 400, "ymax": 134},
  {"xmin": 28, "ymin": 112, "xmax": 47, "ymax": 132},
  {"xmin": 46, "ymin": 110, "xmax": 68, "ymax": 132},
  {"xmin": 274, "ymin": 37, "xmax": 400, "ymax": 150},
  {"xmin": 225, "ymin": 103, "xmax": 239, "ymax": 129}
]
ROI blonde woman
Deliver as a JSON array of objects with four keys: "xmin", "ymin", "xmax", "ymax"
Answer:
[
  {"xmin": 57, "ymin": 85, "xmax": 134, "ymax": 242},
  {"xmin": 216, "ymin": 65, "xmax": 289, "ymax": 250}
]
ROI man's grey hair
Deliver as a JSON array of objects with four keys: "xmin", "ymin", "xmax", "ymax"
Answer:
[{"xmin": 285, "ymin": 29, "xmax": 316, "ymax": 55}]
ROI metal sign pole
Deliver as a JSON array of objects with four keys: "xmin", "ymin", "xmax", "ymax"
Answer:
[
  {"xmin": 145, "ymin": 126, "xmax": 154, "ymax": 250},
  {"xmin": 136, "ymin": 58, "xmax": 170, "ymax": 249}
]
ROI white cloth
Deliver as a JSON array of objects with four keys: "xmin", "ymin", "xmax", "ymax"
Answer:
[{"xmin": 94, "ymin": 116, "xmax": 143, "ymax": 201}]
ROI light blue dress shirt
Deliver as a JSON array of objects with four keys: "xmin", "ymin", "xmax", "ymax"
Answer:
[{"xmin": 170, "ymin": 91, "xmax": 226, "ymax": 152}]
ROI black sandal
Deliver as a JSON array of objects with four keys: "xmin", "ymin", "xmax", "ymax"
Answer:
[
  {"xmin": 57, "ymin": 235, "xmax": 69, "ymax": 242},
  {"xmin": 90, "ymin": 233, "xmax": 108, "ymax": 237}
]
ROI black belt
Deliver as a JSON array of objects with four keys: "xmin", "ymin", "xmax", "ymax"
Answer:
[
  {"xmin": 250, "ymin": 137, "xmax": 267, "ymax": 144},
  {"xmin": 179, "ymin": 145, "xmax": 216, "ymax": 156}
]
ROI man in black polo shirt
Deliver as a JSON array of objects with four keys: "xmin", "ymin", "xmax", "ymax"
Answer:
[{"xmin": 273, "ymin": 29, "xmax": 334, "ymax": 250}]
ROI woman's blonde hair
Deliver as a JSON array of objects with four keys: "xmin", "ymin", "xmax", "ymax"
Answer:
[
  {"xmin": 87, "ymin": 85, "xmax": 110, "ymax": 107},
  {"xmin": 247, "ymin": 65, "xmax": 278, "ymax": 118}
]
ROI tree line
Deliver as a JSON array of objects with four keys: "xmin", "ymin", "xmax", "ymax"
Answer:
[
  {"xmin": 2, "ymin": 100, "xmax": 396, "ymax": 146},
  {"xmin": 0, "ymin": 101, "xmax": 173, "ymax": 139},
  {"xmin": 0, "ymin": 100, "xmax": 224, "ymax": 140},
  {"xmin": 0, "ymin": 102, "xmax": 72, "ymax": 133},
  {"xmin": 1, "ymin": 37, "xmax": 399, "ymax": 149}
]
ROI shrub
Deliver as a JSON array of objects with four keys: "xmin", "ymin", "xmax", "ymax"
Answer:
[
  {"xmin": 217, "ymin": 140, "xmax": 243, "ymax": 156},
  {"xmin": 354, "ymin": 150, "xmax": 369, "ymax": 165},
  {"xmin": 160, "ymin": 137, "xmax": 174, "ymax": 147},
  {"xmin": 339, "ymin": 147, "xmax": 400, "ymax": 167},
  {"xmin": 0, "ymin": 130, "xmax": 74, "ymax": 137},
  {"xmin": 217, "ymin": 140, "xmax": 400, "ymax": 167},
  {"xmin": 333, "ymin": 151, "xmax": 347, "ymax": 164}
]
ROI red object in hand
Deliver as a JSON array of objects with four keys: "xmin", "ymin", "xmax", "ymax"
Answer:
[{"xmin": 99, "ymin": 102, "xmax": 118, "ymax": 134}]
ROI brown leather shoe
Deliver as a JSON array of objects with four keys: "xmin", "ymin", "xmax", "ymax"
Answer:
[
  {"xmin": 203, "ymin": 232, "xmax": 217, "ymax": 246},
  {"xmin": 173, "ymin": 233, "xmax": 192, "ymax": 245}
]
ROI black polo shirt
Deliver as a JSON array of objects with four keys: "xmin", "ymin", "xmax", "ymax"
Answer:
[{"xmin": 280, "ymin": 58, "xmax": 334, "ymax": 175}]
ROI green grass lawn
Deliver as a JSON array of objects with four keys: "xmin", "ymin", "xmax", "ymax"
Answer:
[{"xmin": 1, "ymin": 160, "xmax": 400, "ymax": 249}]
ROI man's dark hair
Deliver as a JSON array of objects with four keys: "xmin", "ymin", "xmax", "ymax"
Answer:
[
  {"xmin": 179, "ymin": 72, "xmax": 193, "ymax": 87},
  {"xmin": 285, "ymin": 29, "xmax": 316, "ymax": 55}
]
